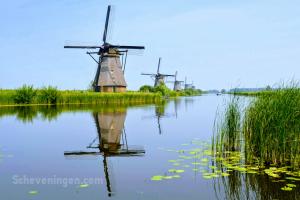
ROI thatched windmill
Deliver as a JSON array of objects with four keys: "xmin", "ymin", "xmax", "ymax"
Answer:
[
  {"xmin": 141, "ymin": 57, "xmax": 174, "ymax": 87},
  {"xmin": 64, "ymin": 5, "xmax": 145, "ymax": 92},
  {"xmin": 64, "ymin": 110, "xmax": 145, "ymax": 197}
]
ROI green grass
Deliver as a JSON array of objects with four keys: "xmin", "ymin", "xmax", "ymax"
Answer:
[
  {"xmin": 213, "ymin": 85, "xmax": 300, "ymax": 169},
  {"xmin": 139, "ymin": 84, "xmax": 202, "ymax": 97},
  {"xmin": 0, "ymin": 86, "xmax": 163, "ymax": 106}
]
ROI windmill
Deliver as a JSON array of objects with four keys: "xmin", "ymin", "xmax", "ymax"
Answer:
[
  {"xmin": 141, "ymin": 57, "xmax": 174, "ymax": 87},
  {"xmin": 64, "ymin": 5, "xmax": 145, "ymax": 92},
  {"xmin": 64, "ymin": 110, "xmax": 145, "ymax": 197},
  {"xmin": 184, "ymin": 77, "xmax": 194, "ymax": 90},
  {"xmin": 168, "ymin": 71, "xmax": 184, "ymax": 91}
]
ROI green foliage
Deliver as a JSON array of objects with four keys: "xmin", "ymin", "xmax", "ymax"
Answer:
[
  {"xmin": 179, "ymin": 88, "xmax": 202, "ymax": 96},
  {"xmin": 213, "ymin": 84, "xmax": 300, "ymax": 169},
  {"xmin": 153, "ymin": 83, "xmax": 171, "ymax": 96},
  {"xmin": 38, "ymin": 86, "xmax": 61, "ymax": 104},
  {"xmin": 139, "ymin": 84, "xmax": 179, "ymax": 97},
  {"xmin": 244, "ymin": 86, "xmax": 300, "ymax": 167},
  {"xmin": 139, "ymin": 85, "xmax": 154, "ymax": 93},
  {"xmin": 213, "ymin": 96, "xmax": 241, "ymax": 154},
  {"xmin": 13, "ymin": 85, "xmax": 37, "ymax": 104},
  {"xmin": 0, "ymin": 86, "xmax": 163, "ymax": 106}
]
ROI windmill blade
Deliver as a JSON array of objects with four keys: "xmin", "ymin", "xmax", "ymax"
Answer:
[
  {"xmin": 175, "ymin": 71, "xmax": 178, "ymax": 81},
  {"xmin": 110, "ymin": 45, "xmax": 145, "ymax": 50},
  {"xmin": 103, "ymin": 5, "xmax": 111, "ymax": 43},
  {"xmin": 157, "ymin": 57, "xmax": 161, "ymax": 74},
  {"xmin": 64, "ymin": 45, "xmax": 102, "ymax": 49},
  {"xmin": 141, "ymin": 73, "xmax": 156, "ymax": 76},
  {"xmin": 161, "ymin": 74, "xmax": 175, "ymax": 77}
]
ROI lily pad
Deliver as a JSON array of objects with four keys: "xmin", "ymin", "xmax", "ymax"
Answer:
[
  {"xmin": 28, "ymin": 190, "xmax": 38, "ymax": 195},
  {"xmin": 287, "ymin": 184, "xmax": 297, "ymax": 188},
  {"xmin": 79, "ymin": 184, "xmax": 89, "ymax": 188},
  {"xmin": 281, "ymin": 186, "xmax": 293, "ymax": 191},
  {"xmin": 151, "ymin": 175, "xmax": 164, "ymax": 181}
]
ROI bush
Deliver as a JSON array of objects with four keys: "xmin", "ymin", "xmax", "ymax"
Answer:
[
  {"xmin": 38, "ymin": 86, "xmax": 61, "ymax": 104},
  {"xmin": 153, "ymin": 83, "xmax": 172, "ymax": 96},
  {"xmin": 139, "ymin": 85, "xmax": 154, "ymax": 93},
  {"xmin": 13, "ymin": 85, "xmax": 37, "ymax": 104}
]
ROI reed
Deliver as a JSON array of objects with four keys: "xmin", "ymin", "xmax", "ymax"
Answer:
[
  {"xmin": 212, "ymin": 96, "xmax": 242, "ymax": 155},
  {"xmin": 213, "ymin": 84, "xmax": 300, "ymax": 169},
  {"xmin": 244, "ymin": 86, "xmax": 300, "ymax": 168}
]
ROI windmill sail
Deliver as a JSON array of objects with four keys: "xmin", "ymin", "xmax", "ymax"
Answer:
[{"xmin": 64, "ymin": 5, "xmax": 145, "ymax": 92}]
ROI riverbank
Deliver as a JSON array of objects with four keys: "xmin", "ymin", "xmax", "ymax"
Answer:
[
  {"xmin": 0, "ymin": 88, "xmax": 163, "ymax": 106},
  {"xmin": 0, "ymin": 85, "xmax": 202, "ymax": 106}
]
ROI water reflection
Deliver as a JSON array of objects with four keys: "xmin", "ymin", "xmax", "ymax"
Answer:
[
  {"xmin": 142, "ymin": 100, "xmax": 178, "ymax": 135},
  {"xmin": 64, "ymin": 108, "xmax": 145, "ymax": 197}
]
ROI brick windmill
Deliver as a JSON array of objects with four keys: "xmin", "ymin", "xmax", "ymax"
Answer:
[
  {"xmin": 64, "ymin": 5, "xmax": 145, "ymax": 92},
  {"xmin": 141, "ymin": 57, "xmax": 174, "ymax": 87}
]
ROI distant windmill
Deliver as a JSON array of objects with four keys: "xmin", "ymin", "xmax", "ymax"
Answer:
[
  {"xmin": 141, "ymin": 57, "xmax": 174, "ymax": 87},
  {"xmin": 64, "ymin": 5, "xmax": 145, "ymax": 92},
  {"xmin": 184, "ymin": 77, "xmax": 194, "ymax": 90},
  {"xmin": 170, "ymin": 71, "xmax": 184, "ymax": 91}
]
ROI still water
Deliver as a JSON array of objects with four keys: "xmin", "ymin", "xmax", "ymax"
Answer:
[{"xmin": 0, "ymin": 95, "xmax": 299, "ymax": 200}]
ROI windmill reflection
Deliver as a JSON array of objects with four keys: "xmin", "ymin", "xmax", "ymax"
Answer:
[
  {"xmin": 142, "ymin": 100, "xmax": 180, "ymax": 135},
  {"xmin": 64, "ymin": 109, "xmax": 145, "ymax": 197}
]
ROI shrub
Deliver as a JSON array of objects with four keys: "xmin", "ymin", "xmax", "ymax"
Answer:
[
  {"xmin": 139, "ymin": 85, "xmax": 154, "ymax": 93},
  {"xmin": 38, "ymin": 86, "xmax": 61, "ymax": 104},
  {"xmin": 13, "ymin": 85, "xmax": 37, "ymax": 104},
  {"xmin": 153, "ymin": 83, "xmax": 171, "ymax": 96}
]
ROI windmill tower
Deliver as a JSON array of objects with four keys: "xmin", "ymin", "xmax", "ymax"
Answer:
[
  {"xmin": 141, "ymin": 57, "xmax": 174, "ymax": 87},
  {"xmin": 173, "ymin": 71, "xmax": 184, "ymax": 91},
  {"xmin": 64, "ymin": 5, "xmax": 145, "ymax": 92}
]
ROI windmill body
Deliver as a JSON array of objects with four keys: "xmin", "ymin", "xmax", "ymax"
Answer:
[
  {"xmin": 184, "ymin": 77, "xmax": 194, "ymax": 90},
  {"xmin": 174, "ymin": 81, "xmax": 183, "ymax": 91},
  {"xmin": 64, "ymin": 5, "xmax": 145, "ymax": 92},
  {"xmin": 94, "ymin": 50, "xmax": 127, "ymax": 92},
  {"xmin": 173, "ymin": 71, "xmax": 184, "ymax": 91}
]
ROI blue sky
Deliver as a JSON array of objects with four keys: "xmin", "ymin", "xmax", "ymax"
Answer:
[{"xmin": 0, "ymin": 0, "xmax": 299, "ymax": 90}]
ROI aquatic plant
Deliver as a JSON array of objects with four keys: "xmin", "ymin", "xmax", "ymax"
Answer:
[
  {"xmin": 38, "ymin": 86, "xmax": 60, "ymax": 104},
  {"xmin": 13, "ymin": 85, "xmax": 37, "ymax": 104},
  {"xmin": 213, "ymin": 83, "xmax": 300, "ymax": 169},
  {"xmin": 212, "ymin": 96, "xmax": 242, "ymax": 161},
  {"xmin": 243, "ymin": 85, "xmax": 300, "ymax": 168}
]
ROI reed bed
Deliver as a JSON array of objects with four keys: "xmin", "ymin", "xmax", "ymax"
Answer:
[{"xmin": 213, "ymin": 85, "xmax": 300, "ymax": 169}]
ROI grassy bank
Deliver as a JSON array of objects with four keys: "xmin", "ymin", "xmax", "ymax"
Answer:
[
  {"xmin": 228, "ymin": 90, "xmax": 276, "ymax": 96},
  {"xmin": 213, "ymin": 86, "xmax": 300, "ymax": 170},
  {"xmin": 139, "ymin": 84, "xmax": 202, "ymax": 97},
  {"xmin": 0, "ymin": 86, "xmax": 163, "ymax": 106}
]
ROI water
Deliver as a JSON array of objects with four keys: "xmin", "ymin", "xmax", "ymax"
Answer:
[{"xmin": 0, "ymin": 95, "xmax": 299, "ymax": 200}]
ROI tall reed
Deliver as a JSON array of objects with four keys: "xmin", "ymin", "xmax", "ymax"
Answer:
[{"xmin": 213, "ymin": 84, "xmax": 300, "ymax": 169}]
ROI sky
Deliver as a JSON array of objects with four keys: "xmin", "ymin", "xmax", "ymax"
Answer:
[{"xmin": 0, "ymin": 0, "xmax": 299, "ymax": 90}]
